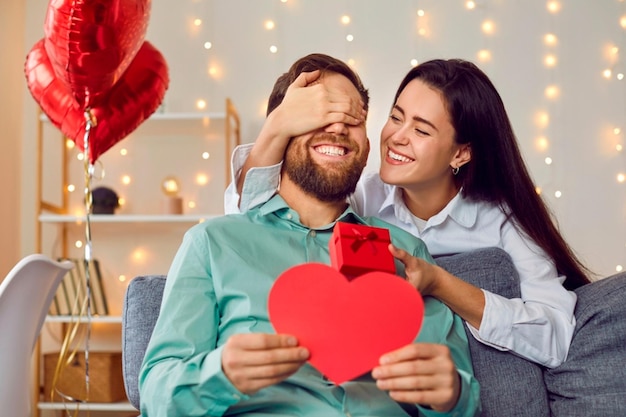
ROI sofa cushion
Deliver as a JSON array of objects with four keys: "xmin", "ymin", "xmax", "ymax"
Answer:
[
  {"xmin": 436, "ymin": 248, "xmax": 549, "ymax": 417},
  {"xmin": 544, "ymin": 272, "xmax": 626, "ymax": 416},
  {"xmin": 122, "ymin": 275, "xmax": 167, "ymax": 410}
]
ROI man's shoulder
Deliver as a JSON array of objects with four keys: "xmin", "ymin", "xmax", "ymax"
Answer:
[{"xmin": 187, "ymin": 211, "xmax": 257, "ymax": 234}]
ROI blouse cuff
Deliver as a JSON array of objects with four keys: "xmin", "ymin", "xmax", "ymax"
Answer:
[
  {"xmin": 466, "ymin": 290, "xmax": 512, "ymax": 352},
  {"xmin": 227, "ymin": 143, "xmax": 282, "ymax": 212}
]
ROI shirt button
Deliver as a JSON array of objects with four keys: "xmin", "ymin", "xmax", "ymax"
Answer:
[
  {"xmin": 232, "ymin": 393, "xmax": 241, "ymax": 400},
  {"xmin": 310, "ymin": 230, "xmax": 317, "ymax": 237},
  {"xmin": 287, "ymin": 213, "xmax": 293, "ymax": 220}
]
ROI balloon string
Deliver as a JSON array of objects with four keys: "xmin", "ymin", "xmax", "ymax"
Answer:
[
  {"xmin": 48, "ymin": 110, "xmax": 98, "ymax": 413},
  {"xmin": 82, "ymin": 109, "xmax": 94, "ymax": 408}
]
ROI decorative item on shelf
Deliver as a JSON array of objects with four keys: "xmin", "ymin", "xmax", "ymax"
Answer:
[
  {"xmin": 91, "ymin": 187, "xmax": 120, "ymax": 215},
  {"xmin": 49, "ymin": 258, "xmax": 109, "ymax": 316},
  {"xmin": 161, "ymin": 176, "xmax": 183, "ymax": 215},
  {"xmin": 44, "ymin": 351, "xmax": 125, "ymax": 403}
]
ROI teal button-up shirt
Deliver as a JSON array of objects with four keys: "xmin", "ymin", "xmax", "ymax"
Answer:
[{"xmin": 139, "ymin": 195, "xmax": 480, "ymax": 417}]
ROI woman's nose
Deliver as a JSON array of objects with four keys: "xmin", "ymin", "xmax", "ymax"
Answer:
[{"xmin": 388, "ymin": 125, "xmax": 409, "ymax": 145}]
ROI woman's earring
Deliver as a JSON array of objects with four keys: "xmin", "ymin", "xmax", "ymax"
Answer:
[{"xmin": 452, "ymin": 166, "xmax": 460, "ymax": 175}]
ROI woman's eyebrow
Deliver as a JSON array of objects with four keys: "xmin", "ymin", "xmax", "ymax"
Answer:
[{"xmin": 394, "ymin": 104, "xmax": 439, "ymax": 132}]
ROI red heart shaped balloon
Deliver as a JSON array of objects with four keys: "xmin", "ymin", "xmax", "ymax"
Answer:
[
  {"xmin": 43, "ymin": 0, "xmax": 152, "ymax": 108},
  {"xmin": 268, "ymin": 263, "xmax": 424, "ymax": 384},
  {"xmin": 25, "ymin": 39, "xmax": 169, "ymax": 163}
]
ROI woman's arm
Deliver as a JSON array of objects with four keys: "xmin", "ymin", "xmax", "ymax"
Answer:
[
  {"xmin": 490, "ymin": 220, "xmax": 576, "ymax": 367},
  {"xmin": 390, "ymin": 221, "xmax": 577, "ymax": 368},
  {"xmin": 389, "ymin": 244, "xmax": 486, "ymax": 329}
]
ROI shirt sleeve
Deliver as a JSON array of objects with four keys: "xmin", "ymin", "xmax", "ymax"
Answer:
[
  {"xmin": 223, "ymin": 143, "xmax": 282, "ymax": 214},
  {"xmin": 139, "ymin": 228, "xmax": 250, "ymax": 417},
  {"xmin": 467, "ymin": 219, "xmax": 577, "ymax": 368},
  {"xmin": 418, "ymin": 367, "xmax": 481, "ymax": 417},
  {"xmin": 416, "ymin": 298, "xmax": 481, "ymax": 417}
]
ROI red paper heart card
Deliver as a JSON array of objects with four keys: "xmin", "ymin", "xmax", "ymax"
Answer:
[{"xmin": 268, "ymin": 263, "xmax": 424, "ymax": 384}]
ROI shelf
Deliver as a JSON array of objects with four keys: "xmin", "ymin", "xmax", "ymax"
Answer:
[
  {"xmin": 35, "ymin": 98, "xmax": 241, "ymax": 417},
  {"xmin": 38, "ymin": 401, "xmax": 136, "ymax": 412},
  {"xmin": 46, "ymin": 315, "xmax": 122, "ymax": 324},
  {"xmin": 39, "ymin": 214, "xmax": 216, "ymax": 223},
  {"xmin": 40, "ymin": 111, "xmax": 227, "ymax": 122},
  {"xmin": 145, "ymin": 112, "xmax": 227, "ymax": 121}
]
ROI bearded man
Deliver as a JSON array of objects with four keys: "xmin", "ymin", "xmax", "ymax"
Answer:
[{"xmin": 139, "ymin": 53, "xmax": 480, "ymax": 417}]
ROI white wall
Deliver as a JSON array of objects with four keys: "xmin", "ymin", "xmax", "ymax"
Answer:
[{"xmin": 20, "ymin": 0, "xmax": 626, "ymax": 278}]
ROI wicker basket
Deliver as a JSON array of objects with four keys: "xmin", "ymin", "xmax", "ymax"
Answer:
[{"xmin": 43, "ymin": 351, "xmax": 126, "ymax": 403}]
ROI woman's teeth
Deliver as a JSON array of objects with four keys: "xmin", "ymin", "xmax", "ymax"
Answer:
[{"xmin": 388, "ymin": 149, "xmax": 413, "ymax": 162}]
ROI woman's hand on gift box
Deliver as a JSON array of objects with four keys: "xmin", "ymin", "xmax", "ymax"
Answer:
[{"xmin": 388, "ymin": 244, "xmax": 443, "ymax": 296}]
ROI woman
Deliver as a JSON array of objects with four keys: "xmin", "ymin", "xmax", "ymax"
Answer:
[{"xmin": 225, "ymin": 59, "xmax": 592, "ymax": 368}]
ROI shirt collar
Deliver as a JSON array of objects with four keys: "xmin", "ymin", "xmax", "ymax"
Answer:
[
  {"xmin": 259, "ymin": 194, "xmax": 368, "ymax": 230},
  {"xmin": 378, "ymin": 186, "xmax": 418, "ymax": 227},
  {"xmin": 377, "ymin": 186, "xmax": 478, "ymax": 229},
  {"xmin": 428, "ymin": 191, "xmax": 477, "ymax": 228}
]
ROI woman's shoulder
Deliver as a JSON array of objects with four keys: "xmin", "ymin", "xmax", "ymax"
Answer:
[
  {"xmin": 350, "ymin": 171, "xmax": 397, "ymax": 216},
  {"xmin": 456, "ymin": 193, "xmax": 511, "ymax": 221}
]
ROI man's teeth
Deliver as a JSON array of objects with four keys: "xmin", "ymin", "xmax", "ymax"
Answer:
[
  {"xmin": 388, "ymin": 149, "xmax": 413, "ymax": 162},
  {"xmin": 315, "ymin": 145, "xmax": 346, "ymax": 156}
]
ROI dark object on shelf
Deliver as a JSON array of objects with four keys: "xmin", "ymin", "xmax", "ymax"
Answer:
[{"xmin": 91, "ymin": 187, "xmax": 120, "ymax": 214}]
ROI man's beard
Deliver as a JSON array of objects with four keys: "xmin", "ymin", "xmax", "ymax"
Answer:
[{"xmin": 282, "ymin": 134, "xmax": 367, "ymax": 202}]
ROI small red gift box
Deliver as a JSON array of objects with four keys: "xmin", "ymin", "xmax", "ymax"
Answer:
[{"xmin": 328, "ymin": 222, "xmax": 396, "ymax": 278}]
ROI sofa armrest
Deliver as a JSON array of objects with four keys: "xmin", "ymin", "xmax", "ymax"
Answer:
[
  {"xmin": 436, "ymin": 248, "xmax": 549, "ymax": 417},
  {"xmin": 121, "ymin": 275, "xmax": 167, "ymax": 411},
  {"xmin": 545, "ymin": 271, "xmax": 626, "ymax": 416}
]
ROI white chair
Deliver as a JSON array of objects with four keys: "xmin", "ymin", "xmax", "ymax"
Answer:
[{"xmin": 0, "ymin": 254, "xmax": 74, "ymax": 417}]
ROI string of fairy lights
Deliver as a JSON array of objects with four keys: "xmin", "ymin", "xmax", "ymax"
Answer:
[
  {"xmin": 608, "ymin": 1, "xmax": 626, "ymax": 190},
  {"xmin": 59, "ymin": 0, "xmax": 626, "ymax": 278},
  {"xmin": 593, "ymin": 0, "xmax": 626, "ymax": 271},
  {"xmin": 202, "ymin": 0, "xmax": 625, "ymax": 274},
  {"xmin": 465, "ymin": 0, "xmax": 626, "ymax": 272},
  {"xmin": 535, "ymin": 2, "xmax": 560, "ymax": 200}
]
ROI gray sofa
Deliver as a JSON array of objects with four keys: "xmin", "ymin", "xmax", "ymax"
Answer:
[{"xmin": 122, "ymin": 247, "xmax": 626, "ymax": 416}]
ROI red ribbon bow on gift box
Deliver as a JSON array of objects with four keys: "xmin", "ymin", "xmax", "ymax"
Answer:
[{"xmin": 350, "ymin": 228, "xmax": 380, "ymax": 254}]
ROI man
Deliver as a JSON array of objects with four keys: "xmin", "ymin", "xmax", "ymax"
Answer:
[{"xmin": 139, "ymin": 53, "xmax": 480, "ymax": 417}]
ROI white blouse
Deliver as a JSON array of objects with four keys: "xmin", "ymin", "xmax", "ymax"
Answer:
[{"xmin": 225, "ymin": 144, "xmax": 577, "ymax": 368}]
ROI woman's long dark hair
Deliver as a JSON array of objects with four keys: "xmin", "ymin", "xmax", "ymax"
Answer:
[{"xmin": 394, "ymin": 59, "xmax": 591, "ymax": 289}]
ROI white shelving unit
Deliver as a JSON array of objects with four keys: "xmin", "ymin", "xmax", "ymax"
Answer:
[
  {"xmin": 38, "ymin": 402, "xmax": 138, "ymax": 412},
  {"xmin": 34, "ymin": 100, "xmax": 240, "ymax": 417},
  {"xmin": 45, "ymin": 315, "xmax": 122, "ymax": 324}
]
